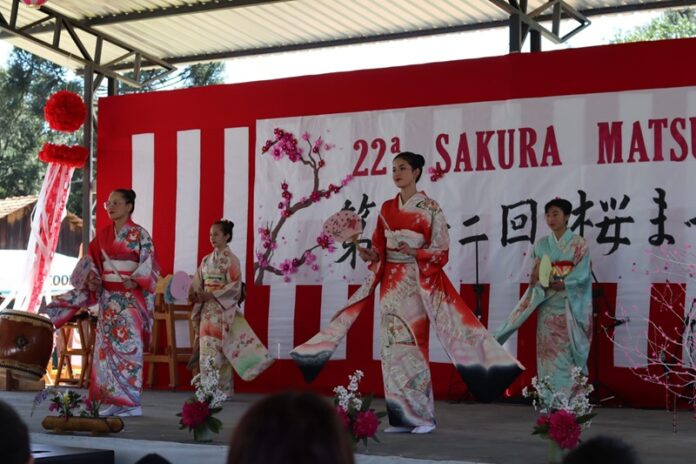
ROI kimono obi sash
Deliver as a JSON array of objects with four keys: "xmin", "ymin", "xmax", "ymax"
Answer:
[
  {"xmin": 102, "ymin": 257, "xmax": 138, "ymax": 291},
  {"xmin": 202, "ymin": 271, "xmax": 227, "ymax": 292},
  {"xmin": 385, "ymin": 229, "xmax": 424, "ymax": 264},
  {"xmin": 551, "ymin": 260, "xmax": 574, "ymax": 280}
]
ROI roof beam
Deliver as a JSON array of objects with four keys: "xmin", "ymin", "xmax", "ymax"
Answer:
[
  {"xmin": 489, "ymin": 0, "xmax": 591, "ymax": 47},
  {"xmin": 0, "ymin": 0, "xmax": 176, "ymax": 88},
  {"xmin": 82, "ymin": 0, "xmax": 291, "ymax": 26},
  {"xmin": 109, "ymin": 20, "xmax": 512, "ymax": 69},
  {"xmin": 581, "ymin": 0, "xmax": 696, "ymax": 15},
  {"xmin": 104, "ymin": 0, "xmax": 696, "ymax": 69}
]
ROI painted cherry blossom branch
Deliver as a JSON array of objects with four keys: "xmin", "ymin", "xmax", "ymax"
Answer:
[{"xmin": 254, "ymin": 129, "xmax": 352, "ymax": 285}]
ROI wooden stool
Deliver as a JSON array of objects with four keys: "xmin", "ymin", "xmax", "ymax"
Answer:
[
  {"xmin": 144, "ymin": 299, "xmax": 195, "ymax": 391},
  {"xmin": 54, "ymin": 314, "xmax": 96, "ymax": 388}
]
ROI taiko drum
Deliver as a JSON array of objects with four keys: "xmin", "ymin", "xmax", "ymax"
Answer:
[{"xmin": 0, "ymin": 309, "xmax": 54, "ymax": 379}]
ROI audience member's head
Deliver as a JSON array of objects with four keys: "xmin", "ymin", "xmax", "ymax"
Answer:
[
  {"xmin": 563, "ymin": 435, "xmax": 640, "ymax": 464},
  {"xmin": 134, "ymin": 453, "xmax": 172, "ymax": 464},
  {"xmin": 227, "ymin": 391, "xmax": 354, "ymax": 464},
  {"xmin": 0, "ymin": 399, "xmax": 33, "ymax": 464}
]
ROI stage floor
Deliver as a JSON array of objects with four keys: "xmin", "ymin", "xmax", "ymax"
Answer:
[{"xmin": 2, "ymin": 389, "xmax": 695, "ymax": 464}]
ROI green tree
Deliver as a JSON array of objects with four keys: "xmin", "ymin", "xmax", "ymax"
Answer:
[
  {"xmin": 612, "ymin": 9, "xmax": 696, "ymax": 43},
  {"xmin": 0, "ymin": 47, "xmax": 225, "ymax": 218},
  {"xmin": 118, "ymin": 61, "xmax": 225, "ymax": 93},
  {"xmin": 0, "ymin": 49, "xmax": 81, "ymax": 204}
]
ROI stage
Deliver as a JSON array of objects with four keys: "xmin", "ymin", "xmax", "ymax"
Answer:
[{"xmin": 2, "ymin": 390, "xmax": 695, "ymax": 464}]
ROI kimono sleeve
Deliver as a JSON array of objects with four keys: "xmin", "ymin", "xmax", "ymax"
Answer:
[
  {"xmin": 415, "ymin": 203, "xmax": 449, "ymax": 277},
  {"xmin": 562, "ymin": 235, "xmax": 593, "ymax": 367},
  {"xmin": 130, "ymin": 227, "xmax": 160, "ymax": 295},
  {"xmin": 368, "ymin": 203, "xmax": 388, "ymax": 274},
  {"xmin": 45, "ymin": 254, "xmax": 100, "ymax": 328}
]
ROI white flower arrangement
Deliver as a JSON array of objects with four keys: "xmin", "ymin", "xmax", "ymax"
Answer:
[
  {"xmin": 191, "ymin": 359, "xmax": 227, "ymax": 409},
  {"xmin": 523, "ymin": 367, "xmax": 594, "ymax": 425},
  {"xmin": 333, "ymin": 370, "xmax": 364, "ymax": 411}
]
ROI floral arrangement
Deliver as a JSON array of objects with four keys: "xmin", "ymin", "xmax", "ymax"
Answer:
[
  {"xmin": 523, "ymin": 367, "xmax": 596, "ymax": 454},
  {"xmin": 333, "ymin": 370, "xmax": 386, "ymax": 448},
  {"xmin": 177, "ymin": 361, "xmax": 226, "ymax": 442},
  {"xmin": 32, "ymin": 388, "xmax": 85, "ymax": 418}
]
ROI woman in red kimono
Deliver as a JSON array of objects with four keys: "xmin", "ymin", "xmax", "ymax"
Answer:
[
  {"xmin": 291, "ymin": 152, "xmax": 523, "ymax": 433},
  {"xmin": 47, "ymin": 189, "xmax": 159, "ymax": 417}
]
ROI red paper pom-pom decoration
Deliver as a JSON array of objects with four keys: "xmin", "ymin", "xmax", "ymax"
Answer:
[
  {"xmin": 39, "ymin": 143, "xmax": 88, "ymax": 168},
  {"xmin": 44, "ymin": 90, "xmax": 87, "ymax": 133}
]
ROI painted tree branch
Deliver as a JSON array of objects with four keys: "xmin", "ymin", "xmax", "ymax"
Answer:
[{"xmin": 254, "ymin": 129, "xmax": 351, "ymax": 285}]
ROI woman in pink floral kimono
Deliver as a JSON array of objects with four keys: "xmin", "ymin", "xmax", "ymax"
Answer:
[
  {"xmin": 189, "ymin": 220, "xmax": 273, "ymax": 397},
  {"xmin": 46, "ymin": 189, "xmax": 159, "ymax": 417},
  {"xmin": 291, "ymin": 152, "xmax": 523, "ymax": 434}
]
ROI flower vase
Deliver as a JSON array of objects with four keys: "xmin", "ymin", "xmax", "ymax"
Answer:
[
  {"xmin": 547, "ymin": 440, "xmax": 565, "ymax": 464},
  {"xmin": 193, "ymin": 426, "xmax": 213, "ymax": 443}
]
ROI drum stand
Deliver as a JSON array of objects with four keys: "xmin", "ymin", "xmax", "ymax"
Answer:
[{"xmin": 0, "ymin": 368, "xmax": 45, "ymax": 391}]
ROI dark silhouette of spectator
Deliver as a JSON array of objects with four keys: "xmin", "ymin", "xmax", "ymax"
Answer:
[
  {"xmin": 563, "ymin": 435, "xmax": 640, "ymax": 464},
  {"xmin": 227, "ymin": 391, "xmax": 354, "ymax": 464},
  {"xmin": 134, "ymin": 453, "xmax": 172, "ymax": 464},
  {"xmin": 0, "ymin": 399, "xmax": 33, "ymax": 464}
]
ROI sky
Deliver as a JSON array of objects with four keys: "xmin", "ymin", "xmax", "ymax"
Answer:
[
  {"xmin": 0, "ymin": 10, "xmax": 663, "ymax": 84},
  {"xmin": 221, "ymin": 10, "xmax": 663, "ymax": 84}
]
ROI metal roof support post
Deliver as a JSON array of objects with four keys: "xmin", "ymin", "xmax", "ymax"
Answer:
[
  {"xmin": 107, "ymin": 76, "xmax": 119, "ymax": 96},
  {"xmin": 530, "ymin": 29, "xmax": 541, "ymax": 52},
  {"xmin": 509, "ymin": 12, "xmax": 522, "ymax": 52},
  {"xmin": 82, "ymin": 64, "xmax": 94, "ymax": 251}
]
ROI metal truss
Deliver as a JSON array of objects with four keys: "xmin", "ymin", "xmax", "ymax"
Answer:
[
  {"xmin": 0, "ymin": 0, "xmax": 176, "ymax": 88},
  {"xmin": 488, "ymin": 0, "xmax": 591, "ymax": 52}
]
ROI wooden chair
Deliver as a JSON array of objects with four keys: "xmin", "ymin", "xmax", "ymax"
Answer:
[
  {"xmin": 54, "ymin": 314, "xmax": 96, "ymax": 388},
  {"xmin": 144, "ymin": 293, "xmax": 195, "ymax": 391}
]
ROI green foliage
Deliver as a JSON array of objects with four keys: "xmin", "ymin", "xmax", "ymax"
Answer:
[
  {"xmin": 612, "ymin": 9, "xmax": 696, "ymax": 43},
  {"xmin": 181, "ymin": 62, "xmax": 225, "ymax": 87},
  {"xmin": 0, "ymin": 47, "xmax": 225, "ymax": 218},
  {"xmin": 118, "ymin": 61, "xmax": 225, "ymax": 93},
  {"xmin": 0, "ymin": 49, "xmax": 81, "ymax": 206}
]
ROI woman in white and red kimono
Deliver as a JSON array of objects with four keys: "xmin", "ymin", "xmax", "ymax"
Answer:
[
  {"xmin": 46, "ymin": 189, "xmax": 159, "ymax": 417},
  {"xmin": 189, "ymin": 219, "xmax": 273, "ymax": 396},
  {"xmin": 291, "ymin": 152, "xmax": 523, "ymax": 434}
]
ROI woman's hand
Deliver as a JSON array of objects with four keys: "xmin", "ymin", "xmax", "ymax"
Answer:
[
  {"xmin": 397, "ymin": 242, "xmax": 417, "ymax": 257},
  {"xmin": 358, "ymin": 246, "xmax": 379, "ymax": 263},
  {"xmin": 550, "ymin": 280, "xmax": 565, "ymax": 291}
]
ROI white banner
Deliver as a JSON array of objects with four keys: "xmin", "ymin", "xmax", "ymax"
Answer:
[{"xmin": 254, "ymin": 85, "xmax": 696, "ymax": 366}]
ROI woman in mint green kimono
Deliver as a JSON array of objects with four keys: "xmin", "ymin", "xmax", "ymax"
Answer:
[{"xmin": 494, "ymin": 198, "xmax": 592, "ymax": 399}]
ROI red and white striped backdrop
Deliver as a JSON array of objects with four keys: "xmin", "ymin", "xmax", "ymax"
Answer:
[{"xmin": 96, "ymin": 39, "xmax": 696, "ymax": 405}]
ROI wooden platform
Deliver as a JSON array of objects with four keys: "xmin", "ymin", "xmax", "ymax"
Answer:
[{"xmin": 3, "ymin": 390, "xmax": 694, "ymax": 464}]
